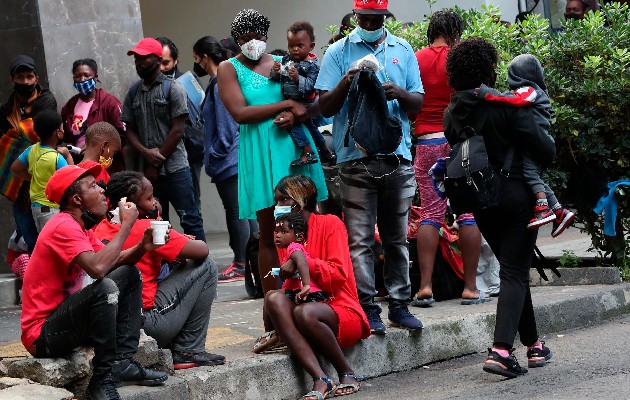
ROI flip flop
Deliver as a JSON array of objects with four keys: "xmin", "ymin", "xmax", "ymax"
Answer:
[
  {"xmin": 335, "ymin": 373, "xmax": 361, "ymax": 397},
  {"xmin": 411, "ymin": 294, "xmax": 435, "ymax": 307},
  {"xmin": 252, "ymin": 330, "xmax": 284, "ymax": 353},
  {"xmin": 461, "ymin": 292, "xmax": 493, "ymax": 305}
]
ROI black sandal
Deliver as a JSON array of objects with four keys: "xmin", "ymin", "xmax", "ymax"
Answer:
[{"xmin": 291, "ymin": 152, "xmax": 318, "ymax": 167}]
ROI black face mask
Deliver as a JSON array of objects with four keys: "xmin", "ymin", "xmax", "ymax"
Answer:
[
  {"xmin": 81, "ymin": 209, "xmax": 102, "ymax": 230},
  {"xmin": 163, "ymin": 65, "xmax": 177, "ymax": 77},
  {"xmin": 14, "ymin": 82, "xmax": 36, "ymax": 97},
  {"xmin": 564, "ymin": 13, "xmax": 583, "ymax": 20},
  {"xmin": 136, "ymin": 61, "xmax": 159, "ymax": 80},
  {"xmin": 193, "ymin": 62, "xmax": 208, "ymax": 77}
]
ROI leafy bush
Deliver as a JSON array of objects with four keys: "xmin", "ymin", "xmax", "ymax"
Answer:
[{"xmin": 327, "ymin": 2, "xmax": 630, "ymax": 269}]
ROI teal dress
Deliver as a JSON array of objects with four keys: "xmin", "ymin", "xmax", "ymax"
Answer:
[{"xmin": 229, "ymin": 56, "xmax": 328, "ymax": 219}]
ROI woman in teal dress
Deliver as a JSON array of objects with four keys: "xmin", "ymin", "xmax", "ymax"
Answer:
[{"xmin": 218, "ymin": 9, "xmax": 328, "ymax": 294}]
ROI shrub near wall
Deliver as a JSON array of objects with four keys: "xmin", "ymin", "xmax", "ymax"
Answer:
[{"xmin": 330, "ymin": 2, "xmax": 630, "ymax": 267}]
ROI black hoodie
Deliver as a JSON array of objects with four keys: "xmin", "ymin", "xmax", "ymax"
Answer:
[{"xmin": 443, "ymin": 89, "xmax": 555, "ymax": 180}]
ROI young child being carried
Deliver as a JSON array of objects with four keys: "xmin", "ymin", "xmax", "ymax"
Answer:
[
  {"xmin": 274, "ymin": 212, "xmax": 329, "ymax": 304},
  {"xmin": 479, "ymin": 54, "xmax": 575, "ymax": 237},
  {"xmin": 10, "ymin": 110, "xmax": 74, "ymax": 232},
  {"xmin": 270, "ymin": 21, "xmax": 335, "ymax": 167}
]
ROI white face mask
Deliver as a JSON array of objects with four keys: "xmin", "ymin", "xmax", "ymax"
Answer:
[
  {"xmin": 274, "ymin": 205, "xmax": 293, "ymax": 219},
  {"xmin": 241, "ymin": 39, "xmax": 267, "ymax": 60}
]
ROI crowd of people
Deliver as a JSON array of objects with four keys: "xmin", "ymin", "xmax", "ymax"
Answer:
[{"xmin": 0, "ymin": 0, "xmax": 593, "ymax": 399}]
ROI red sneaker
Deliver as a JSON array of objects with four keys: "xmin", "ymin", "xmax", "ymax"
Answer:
[
  {"xmin": 551, "ymin": 208, "xmax": 575, "ymax": 238},
  {"xmin": 527, "ymin": 205, "xmax": 555, "ymax": 229},
  {"xmin": 218, "ymin": 262, "xmax": 246, "ymax": 282}
]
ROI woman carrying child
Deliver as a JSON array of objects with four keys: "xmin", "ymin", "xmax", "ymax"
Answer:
[
  {"xmin": 218, "ymin": 9, "xmax": 328, "ymax": 294},
  {"xmin": 255, "ymin": 175, "xmax": 369, "ymax": 399}
]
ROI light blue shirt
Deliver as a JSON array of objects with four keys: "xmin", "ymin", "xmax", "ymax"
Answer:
[{"xmin": 315, "ymin": 28, "xmax": 423, "ymax": 163}]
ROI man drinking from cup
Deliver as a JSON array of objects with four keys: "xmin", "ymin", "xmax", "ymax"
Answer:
[
  {"xmin": 94, "ymin": 171, "xmax": 225, "ymax": 370},
  {"xmin": 21, "ymin": 164, "xmax": 168, "ymax": 400}
]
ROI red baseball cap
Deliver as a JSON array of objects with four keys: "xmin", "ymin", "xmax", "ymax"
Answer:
[
  {"xmin": 354, "ymin": 0, "xmax": 390, "ymax": 15},
  {"xmin": 127, "ymin": 38, "xmax": 163, "ymax": 57},
  {"xmin": 45, "ymin": 165, "xmax": 102, "ymax": 205}
]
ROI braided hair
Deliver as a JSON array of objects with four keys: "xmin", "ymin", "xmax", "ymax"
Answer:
[
  {"xmin": 105, "ymin": 171, "xmax": 144, "ymax": 210},
  {"xmin": 275, "ymin": 212, "xmax": 308, "ymax": 242},
  {"xmin": 230, "ymin": 9, "xmax": 270, "ymax": 40},
  {"xmin": 427, "ymin": 11, "xmax": 463, "ymax": 47}
]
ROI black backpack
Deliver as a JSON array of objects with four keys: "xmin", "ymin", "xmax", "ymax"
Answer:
[
  {"xmin": 444, "ymin": 122, "xmax": 513, "ymax": 215},
  {"xmin": 129, "ymin": 77, "xmax": 204, "ymax": 163},
  {"xmin": 345, "ymin": 68, "xmax": 402, "ymax": 157}
]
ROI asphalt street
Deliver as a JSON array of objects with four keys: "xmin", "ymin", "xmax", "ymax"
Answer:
[{"xmin": 356, "ymin": 314, "xmax": 630, "ymax": 400}]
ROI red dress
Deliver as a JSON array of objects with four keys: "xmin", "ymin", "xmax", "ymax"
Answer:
[{"xmin": 278, "ymin": 214, "xmax": 371, "ymax": 348}]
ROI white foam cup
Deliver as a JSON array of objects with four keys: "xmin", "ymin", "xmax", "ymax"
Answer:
[{"xmin": 150, "ymin": 221, "xmax": 169, "ymax": 245}]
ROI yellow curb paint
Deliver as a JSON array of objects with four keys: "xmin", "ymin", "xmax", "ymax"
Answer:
[
  {"xmin": 205, "ymin": 327, "xmax": 254, "ymax": 349},
  {"xmin": 0, "ymin": 341, "xmax": 30, "ymax": 359}
]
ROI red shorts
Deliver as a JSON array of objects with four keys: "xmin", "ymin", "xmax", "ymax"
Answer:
[{"xmin": 331, "ymin": 305, "xmax": 364, "ymax": 349}]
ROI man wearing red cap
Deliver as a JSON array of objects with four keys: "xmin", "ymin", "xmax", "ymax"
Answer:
[
  {"xmin": 21, "ymin": 165, "xmax": 168, "ymax": 400},
  {"xmin": 122, "ymin": 38, "xmax": 206, "ymax": 241},
  {"xmin": 316, "ymin": 0, "xmax": 424, "ymax": 334}
]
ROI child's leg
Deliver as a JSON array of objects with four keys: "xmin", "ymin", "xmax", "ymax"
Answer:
[
  {"xmin": 543, "ymin": 183, "xmax": 561, "ymax": 210},
  {"xmin": 288, "ymin": 124, "xmax": 313, "ymax": 155},
  {"xmin": 522, "ymin": 156, "xmax": 548, "ymax": 206},
  {"xmin": 303, "ymin": 118, "xmax": 327, "ymax": 148}
]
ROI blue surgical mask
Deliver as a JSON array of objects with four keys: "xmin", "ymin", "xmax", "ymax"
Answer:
[
  {"xmin": 356, "ymin": 26, "xmax": 384, "ymax": 43},
  {"xmin": 274, "ymin": 205, "xmax": 293, "ymax": 220},
  {"xmin": 73, "ymin": 78, "xmax": 96, "ymax": 95}
]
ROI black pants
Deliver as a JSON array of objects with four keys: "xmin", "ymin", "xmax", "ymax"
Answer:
[
  {"xmin": 34, "ymin": 265, "xmax": 142, "ymax": 378},
  {"xmin": 474, "ymin": 178, "xmax": 539, "ymax": 348}
]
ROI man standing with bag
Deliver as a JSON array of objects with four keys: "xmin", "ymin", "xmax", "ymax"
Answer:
[
  {"xmin": 315, "ymin": 0, "xmax": 424, "ymax": 334},
  {"xmin": 122, "ymin": 38, "xmax": 205, "ymax": 241}
]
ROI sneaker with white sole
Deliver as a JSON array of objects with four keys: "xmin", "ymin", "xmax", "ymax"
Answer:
[
  {"xmin": 551, "ymin": 209, "xmax": 575, "ymax": 238},
  {"xmin": 527, "ymin": 205, "xmax": 556, "ymax": 229},
  {"xmin": 218, "ymin": 262, "xmax": 246, "ymax": 282},
  {"xmin": 527, "ymin": 341, "xmax": 553, "ymax": 367}
]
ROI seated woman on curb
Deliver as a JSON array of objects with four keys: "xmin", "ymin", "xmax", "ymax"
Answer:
[
  {"xmin": 256, "ymin": 175, "xmax": 370, "ymax": 399},
  {"xmin": 94, "ymin": 171, "xmax": 225, "ymax": 370}
]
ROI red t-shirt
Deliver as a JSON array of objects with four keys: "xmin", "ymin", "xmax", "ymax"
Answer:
[
  {"xmin": 94, "ymin": 219, "xmax": 188, "ymax": 309},
  {"xmin": 21, "ymin": 212, "xmax": 105, "ymax": 350},
  {"xmin": 414, "ymin": 46, "xmax": 454, "ymax": 135},
  {"xmin": 277, "ymin": 214, "xmax": 371, "ymax": 341},
  {"xmin": 78, "ymin": 160, "xmax": 110, "ymax": 185}
]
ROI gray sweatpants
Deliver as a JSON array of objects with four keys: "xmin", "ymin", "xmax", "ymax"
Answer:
[{"xmin": 522, "ymin": 155, "xmax": 559, "ymax": 209}]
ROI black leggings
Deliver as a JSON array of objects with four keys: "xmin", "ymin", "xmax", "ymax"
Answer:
[{"xmin": 474, "ymin": 178, "xmax": 539, "ymax": 348}]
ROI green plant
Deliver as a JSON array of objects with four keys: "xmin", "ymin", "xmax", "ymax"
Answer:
[{"xmin": 558, "ymin": 250, "xmax": 581, "ymax": 268}]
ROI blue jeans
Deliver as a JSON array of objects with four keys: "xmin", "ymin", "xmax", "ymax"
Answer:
[
  {"xmin": 143, "ymin": 256, "xmax": 217, "ymax": 352},
  {"xmin": 153, "ymin": 167, "xmax": 206, "ymax": 241},
  {"xmin": 339, "ymin": 156, "xmax": 416, "ymax": 312},
  {"xmin": 288, "ymin": 118, "xmax": 327, "ymax": 149},
  {"xmin": 215, "ymin": 175, "xmax": 259, "ymax": 264},
  {"xmin": 13, "ymin": 203, "xmax": 38, "ymax": 253}
]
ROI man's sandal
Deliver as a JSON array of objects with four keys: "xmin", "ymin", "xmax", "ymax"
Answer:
[
  {"xmin": 302, "ymin": 376, "xmax": 336, "ymax": 400},
  {"xmin": 335, "ymin": 373, "xmax": 361, "ymax": 396},
  {"xmin": 252, "ymin": 330, "xmax": 284, "ymax": 354}
]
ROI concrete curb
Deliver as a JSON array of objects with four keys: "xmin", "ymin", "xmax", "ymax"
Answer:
[
  {"xmin": 530, "ymin": 267, "xmax": 621, "ymax": 286},
  {"xmin": 119, "ymin": 283, "xmax": 630, "ymax": 400}
]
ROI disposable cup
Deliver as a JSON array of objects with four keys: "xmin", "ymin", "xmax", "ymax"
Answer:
[{"xmin": 150, "ymin": 221, "xmax": 169, "ymax": 245}]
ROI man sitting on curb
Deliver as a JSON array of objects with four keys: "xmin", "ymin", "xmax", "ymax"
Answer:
[{"xmin": 20, "ymin": 165, "xmax": 168, "ymax": 400}]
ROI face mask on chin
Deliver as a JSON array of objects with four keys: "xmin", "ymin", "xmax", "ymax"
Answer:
[
  {"xmin": 81, "ymin": 208, "xmax": 102, "ymax": 230},
  {"xmin": 163, "ymin": 65, "xmax": 177, "ymax": 77},
  {"xmin": 136, "ymin": 61, "xmax": 159, "ymax": 80},
  {"xmin": 139, "ymin": 205, "xmax": 159, "ymax": 219},
  {"xmin": 241, "ymin": 39, "xmax": 267, "ymax": 61},
  {"xmin": 14, "ymin": 82, "xmax": 36, "ymax": 97}
]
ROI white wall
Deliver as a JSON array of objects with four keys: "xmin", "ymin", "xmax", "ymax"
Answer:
[{"xmin": 139, "ymin": 0, "xmax": 522, "ymax": 233}]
